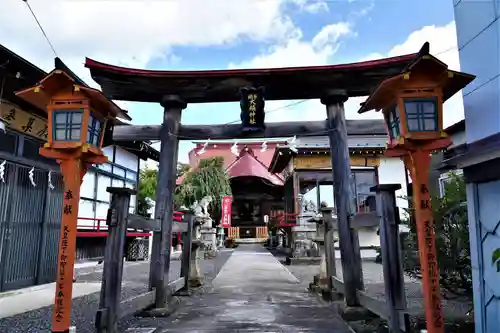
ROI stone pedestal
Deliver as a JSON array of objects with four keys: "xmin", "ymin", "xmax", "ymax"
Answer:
[
  {"xmin": 216, "ymin": 227, "xmax": 225, "ymax": 248},
  {"xmin": 188, "ymin": 239, "xmax": 203, "ymax": 287},
  {"xmin": 292, "ymin": 212, "xmax": 317, "ymax": 244},
  {"xmin": 201, "ymin": 228, "xmax": 217, "ymax": 250},
  {"xmin": 314, "ymin": 239, "xmax": 329, "ymax": 289}
]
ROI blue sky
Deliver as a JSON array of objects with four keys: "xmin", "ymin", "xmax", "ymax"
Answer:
[
  {"xmin": 119, "ymin": 0, "xmax": 458, "ymax": 163},
  {"xmin": 1, "ymin": 0, "xmax": 462, "ymax": 206},
  {"xmin": 2, "ymin": 0, "xmax": 461, "ymax": 167}
]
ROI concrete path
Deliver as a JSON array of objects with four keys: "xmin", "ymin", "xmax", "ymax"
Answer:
[
  {"xmin": 140, "ymin": 245, "xmax": 353, "ymax": 333},
  {"xmin": 0, "ymin": 281, "xmax": 102, "ymax": 319}
]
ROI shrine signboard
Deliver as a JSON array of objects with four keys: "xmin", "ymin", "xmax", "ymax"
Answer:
[
  {"xmin": 239, "ymin": 86, "xmax": 265, "ymax": 132},
  {"xmin": 221, "ymin": 196, "xmax": 232, "ymax": 228},
  {"xmin": 0, "ymin": 100, "xmax": 48, "ymax": 140}
]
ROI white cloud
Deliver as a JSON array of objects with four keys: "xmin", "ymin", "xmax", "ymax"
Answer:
[
  {"xmin": 0, "ymin": 0, "xmax": 297, "ymax": 90},
  {"xmin": 230, "ymin": 21, "xmax": 462, "ymax": 128},
  {"xmin": 391, "ymin": 22, "xmax": 463, "ymax": 127},
  {"xmin": 2, "ymin": 0, "xmax": 463, "ymax": 132},
  {"xmin": 228, "ymin": 20, "xmax": 354, "ymax": 123},
  {"xmin": 290, "ymin": 0, "xmax": 329, "ymax": 13},
  {"xmin": 312, "ymin": 22, "xmax": 355, "ymax": 51},
  {"xmin": 349, "ymin": 21, "xmax": 462, "ymax": 127}
]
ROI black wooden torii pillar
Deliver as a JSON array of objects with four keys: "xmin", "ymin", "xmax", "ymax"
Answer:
[{"xmin": 85, "ymin": 48, "xmax": 424, "ymax": 308}]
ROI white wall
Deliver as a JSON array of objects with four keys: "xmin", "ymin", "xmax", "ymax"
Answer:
[
  {"xmin": 77, "ymin": 145, "xmax": 139, "ymax": 229},
  {"xmin": 114, "ymin": 146, "xmax": 139, "ymax": 172},
  {"xmin": 331, "ymin": 227, "xmax": 379, "ymax": 259},
  {"xmin": 378, "ymin": 157, "xmax": 408, "ymax": 218}
]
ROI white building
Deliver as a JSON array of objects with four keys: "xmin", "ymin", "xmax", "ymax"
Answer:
[
  {"xmin": 78, "ymin": 145, "xmax": 141, "ymax": 227},
  {"xmin": 75, "ymin": 134, "xmax": 159, "ymax": 260}
]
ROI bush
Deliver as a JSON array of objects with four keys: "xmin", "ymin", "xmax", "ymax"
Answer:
[{"xmin": 401, "ymin": 172, "xmax": 472, "ymax": 298}]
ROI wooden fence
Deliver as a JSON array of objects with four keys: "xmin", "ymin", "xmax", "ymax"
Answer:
[
  {"xmin": 321, "ymin": 184, "xmax": 410, "ymax": 333},
  {"xmin": 94, "ymin": 187, "xmax": 194, "ymax": 333}
]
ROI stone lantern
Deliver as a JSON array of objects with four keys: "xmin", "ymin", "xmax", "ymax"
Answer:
[
  {"xmin": 16, "ymin": 69, "xmax": 127, "ymax": 333},
  {"xmin": 358, "ymin": 42, "xmax": 475, "ymax": 333}
]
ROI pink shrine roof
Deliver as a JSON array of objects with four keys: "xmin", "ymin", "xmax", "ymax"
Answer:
[{"xmin": 176, "ymin": 142, "xmax": 284, "ymax": 186}]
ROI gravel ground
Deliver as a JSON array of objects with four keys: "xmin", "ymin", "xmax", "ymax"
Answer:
[
  {"xmin": 0, "ymin": 250, "xmax": 233, "ymax": 333},
  {"xmin": 270, "ymin": 249, "xmax": 473, "ymax": 321}
]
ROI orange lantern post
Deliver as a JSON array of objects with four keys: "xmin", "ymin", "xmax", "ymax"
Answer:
[
  {"xmin": 15, "ymin": 69, "xmax": 126, "ymax": 333},
  {"xmin": 358, "ymin": 43, "xmax": 475, "ymax": 333}
]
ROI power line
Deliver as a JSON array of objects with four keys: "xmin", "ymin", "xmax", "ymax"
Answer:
[
  {"xmin": 22, "ymin": 0, "xmax": 58, "ymax": 58},
  {"xmin": 463, "ymin": 72, "xmax": 500, "ymax": 99},
  {"xmin": 435, "ymin": 12, "xmax": 500, "ymax": 58},
  {"xmin": 145, "ymin": 99, "xmax": 312, "ymax": 143},
  {"xmin": 434, "ymin": 13, "xmax": 500, "ymax": 99},
  {"xmin": 223, "ymin": 99, "xmax": 310, "ymax": 125}
]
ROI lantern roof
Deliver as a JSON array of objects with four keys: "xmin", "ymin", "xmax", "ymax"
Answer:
[
  {"xmin": 358, "ymin": 43, "xmax": 475, "ymax": 114},
  {"xmin": 15, "ymin": 67, "xmax": 130, "ymax": 121}
]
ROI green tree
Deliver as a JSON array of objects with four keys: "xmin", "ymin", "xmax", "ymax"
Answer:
[
  {"xmin": 136, "ymin": 163, "xmax": 191, "ymax": 217},
  {"xmin": 174, "ymin": 156, "xmax": 232, "ymax": 223},
  {"xmin": 402, "ymin": 172, "xmax": 471, "ymax": 298},
  {"xmin": 136, "ymin": 167, "xmax": 157, "ymax": 217},
  {"xmin": 177, "ymin": 162, "xmax": 191, "ymax": 178}
]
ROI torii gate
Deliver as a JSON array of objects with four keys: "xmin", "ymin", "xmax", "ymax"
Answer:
[{"xmin": 84, "ymin": 45, "xmax": 425, "ymax": 308}]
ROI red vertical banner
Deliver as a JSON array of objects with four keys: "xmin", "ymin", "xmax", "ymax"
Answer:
[{"xmin": 221, "ymin": 196, "xmax": 232, "ymax": 228}]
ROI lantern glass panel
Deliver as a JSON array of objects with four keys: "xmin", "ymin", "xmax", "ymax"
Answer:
[
  {"xmin": 52, "ymin": 110, "xmax": 83, "ymax": 141},
  {"xmin": 87, "ymin": 113, "xmax": 102, "ymax": 146},
  {"xmin": 404, "ymin": 97, "xmax": 438, "ymax": 132},
  {"xmin": 386, "ymin": 105, "xmax": 400, "ymax": 139}
]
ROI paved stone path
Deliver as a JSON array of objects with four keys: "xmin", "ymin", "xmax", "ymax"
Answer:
[{"xmin": 145, "ymin": 245, "xmax": 353, "ymax": 333}]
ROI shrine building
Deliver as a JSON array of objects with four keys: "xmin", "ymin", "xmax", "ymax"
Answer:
[{"xmin": 178, "ymin": 129, "xmax": 408, "ymax": 258}]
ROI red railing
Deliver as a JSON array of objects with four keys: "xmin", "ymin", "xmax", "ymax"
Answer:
[
  {"xmin": 270, "ymin": 212, "xmax": 298, "ymax": 227},
  {"xmin": 77, "ymin": 211, "xmax": 185, "ymax": 238}
]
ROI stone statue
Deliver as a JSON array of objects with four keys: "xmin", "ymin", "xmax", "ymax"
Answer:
[
  {"xmin": 190, "ymin": 200, "xmax": 204, "ymax": 218},
  {"xmin": 199, "ymin": 196, "xmax": 212, "ymax": 217},
  {"xmin": 304, "ymin": 200, "xmax": 316, "ymax": 212},
  {"xmin": 190, "ymin": 196, "xmax": 213, "ymax": 218}
]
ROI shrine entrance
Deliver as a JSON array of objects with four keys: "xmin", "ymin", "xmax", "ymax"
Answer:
[{"xmin": 84, "ymin": 51, "xmax": 420, "ymax": 310}]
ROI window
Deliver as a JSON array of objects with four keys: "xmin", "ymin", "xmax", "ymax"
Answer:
[
  {"xmin": 386, "ymin": 105, "xmax": 400, "ymax": 139},
  {"xmin": 53, "ymin": 110, "xmax": 83, "ymax": 141},
  {"xmin": 350, "ymin": 170, "xmax": 377, "ymax": 213},
  {"xmin": 404, "ymin": 97, "xmax": 438, "ymax": 132},
  {"xmin": 126, "ymin": 170, "xmax": 137, "ymax": 181},
  {"xmin": 113, "ymin": 165, "xmax": 126, "ymax": 177},
  {"xmin": 0, "ymin": 129, "xmax": 17, "ymax": 154},
  {"xmin": 22, "ymin": 136, "xmax": 58, "ymax": 166},
  {"xmin": 438, "ymin": 170, "xmax": 463, "ymax": 197},
  {"xmin": 86, "ymin": 113, "xmax": 102, "ymax": 146},
  {"xmin": 98, "ymin": 162, "xmax": 112, "ymax": 172}
]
